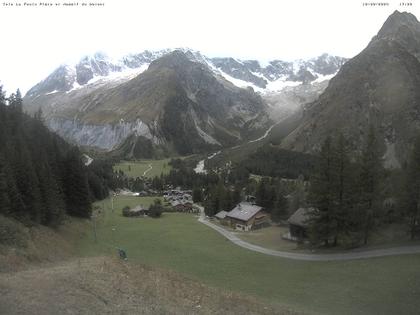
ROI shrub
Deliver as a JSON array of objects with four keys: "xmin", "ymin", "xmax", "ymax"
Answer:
[{"xmin": 0, "ymin": 215, "xmax": 29, "ymax": 247}]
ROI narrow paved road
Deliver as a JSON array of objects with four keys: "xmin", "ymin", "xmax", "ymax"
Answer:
[{"xmin": 197, "ymin": 216, "xmax": 420, "ymax": 261}]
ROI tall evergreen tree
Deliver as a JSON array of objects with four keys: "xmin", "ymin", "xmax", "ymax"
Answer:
[
  {"xmin": 308, "ymin": 136, "xmax": 337, "ymax": 246},
  {"xmin": 63, "ymin": 149, "xmax": 92, "ymax": 218},
  {"xmin": 331, "ymin": 134, "xmax": 360, "ymax": 245},
  {"xmin": 0, "ymin": 155, "xmax": 11, "ymax": 216},
  {"xmin": 272, "ymin": 192, "xmax": 288, "ymax": 222},
  {"xmin": 359, "ymin": 126, "xmax": 383, "ymax": 244},
  {"xmin": 8, "ymin": 89, "xmax": 23, "ymax": 113},
  {"xmin": 401, "ymin": 135, "xmax": 420, "ymax": 239}
]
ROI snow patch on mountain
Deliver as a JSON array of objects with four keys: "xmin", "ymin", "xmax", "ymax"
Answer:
[
  {"xmin": 216, "ymin": 70, "xmax": 264, "ymax": 93},
  {"xmin": 265, "ymin": 78, "xmax": 301, "ymax": 92},
  {"xmin": 313, "ymin": 72, "xmax": 337, "ymax": 83}
]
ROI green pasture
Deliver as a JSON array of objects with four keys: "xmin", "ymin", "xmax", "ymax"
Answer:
[{"xmin": 77, "ymin": 196, "xmax": 420, "ymax": 315}]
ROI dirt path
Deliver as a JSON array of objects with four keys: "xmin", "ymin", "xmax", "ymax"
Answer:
[
  {"xmin": 198, "ymin": 217, "xmax": 420, "ymax": 261},
  {"xmin": 248, "ymin": 121, "xmax": 279, "ymax": 143},
  {"xmin": 143, "ymin": 164, "xmax": 153, "ymax": 176}
]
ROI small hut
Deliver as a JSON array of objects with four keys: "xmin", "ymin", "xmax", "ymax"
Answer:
[
  {"xmin": 287, "ymin": 207, "xmax": 313, "ymax": 240},
  {"xmin": 215, "ymin": 210, "xmax": 228, "ymax": 225}
]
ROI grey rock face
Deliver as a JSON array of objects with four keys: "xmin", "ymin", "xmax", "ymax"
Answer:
[{"xmin": 48, "ymin": 117, "xmax": 154, "ymax": 150}]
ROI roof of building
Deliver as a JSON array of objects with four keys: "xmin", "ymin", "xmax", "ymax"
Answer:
[
  {"xmin": 226, "ymin": 203, "xmax": 263, "ymax": 222},
  {"xmin": 215, "ymin": 210, "xmax": 228, "ymax": 219},
  {"xmin": 287, "ymin": 207, "xmax": 314, "ymax": 227}
]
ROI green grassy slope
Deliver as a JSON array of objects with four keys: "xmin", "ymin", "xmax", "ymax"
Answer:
[{"xmin": 77, "ymin": 196, "xmax": 420, "ymax": 315}]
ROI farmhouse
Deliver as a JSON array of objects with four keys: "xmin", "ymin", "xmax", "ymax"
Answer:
[
  {"xmin": 225, "ymin": 203, "xmax": 268, "ymax": 231},
  {"xmin": 287, "ymin": 207, "xmax": 313, "ymax": 240}
]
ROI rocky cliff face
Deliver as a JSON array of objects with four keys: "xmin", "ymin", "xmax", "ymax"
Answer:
[{"xmin": 281, "ymin": 11, "xmax": 420, "ymax": 167}]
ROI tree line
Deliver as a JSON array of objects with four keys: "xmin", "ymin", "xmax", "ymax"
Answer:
[{"xmin": 308, "ymin": 128, "xmax": 420, "ymax": 247}]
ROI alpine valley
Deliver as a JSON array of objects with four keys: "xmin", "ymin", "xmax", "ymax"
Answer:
[{"xmin": 4, "ymin": 9, "xmax": 420, "ymax": 315}]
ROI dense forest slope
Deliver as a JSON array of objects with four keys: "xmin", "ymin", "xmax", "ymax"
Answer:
[{"xmin": 0, "ymin": 87, "xmax": 114, "ymax": 226}]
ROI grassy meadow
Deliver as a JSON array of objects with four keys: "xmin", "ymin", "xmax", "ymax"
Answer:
[
  {"xmin": 77, "ymin": 195, "xmax": 420, "ymax": 315},
  {"xmin": 114, "ymin": 159, "xmax": 172, "ymax": 178}
]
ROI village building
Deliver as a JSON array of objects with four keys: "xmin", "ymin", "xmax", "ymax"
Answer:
[
  {"xmin": 214, "ymin": 210, "xmax": 228, "ymax": 225},
  {"xmin": 122, "ymin": 205, "xmax": 149, "ymax": 217},
  {"xmin": 286, "ymin": 207, "xmax": 313, "ymax": 241},
  {"xmin": 170, "ymin": 200, "xmax": 195, "ymax": 213},
  {"xmin": 225, "ymin": 203, "xmax": 268, "ymax": 231}
]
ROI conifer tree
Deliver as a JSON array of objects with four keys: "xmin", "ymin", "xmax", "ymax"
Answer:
[
  {"xmin": 308, "ymin": 136, "xmax": 337, "ymax": 246},
  {"xmin": 331, "ymin": 134, "xmax": 360, "ymax": 245},
  {"xmin": 63, "ymin": 149, "xmax": 92, "ymax": 218},
  {"xmin": 272, "ymin": 192, "xmax": 288, "ymax": 222},
  {"xmin": 402, "ymin": 135, "xmax": 420, "ymax": 239},
  {"xmin": 0, "ymin": 155, "xmax": 11, "ymax": 216},
  {"xmin": 359, "ymin": 126, "xmax": 383, "ymax": 244}
]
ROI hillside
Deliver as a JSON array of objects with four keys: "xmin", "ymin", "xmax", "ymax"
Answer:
[
  {"xmin": 0, "ymin": 215, "xmax": 296, "ymax": 315},
  {"xmin": 0, "ymin": 256, "xmax": 296, "ymax": 315},
  {"xmin": 280, "ymin": 11, "xmax": 420, "ymax": 166}
]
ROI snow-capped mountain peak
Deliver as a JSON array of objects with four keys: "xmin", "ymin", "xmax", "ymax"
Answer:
[{"xmin": 25, "ymin": 49, "xmax": 347, "ymax": 99}]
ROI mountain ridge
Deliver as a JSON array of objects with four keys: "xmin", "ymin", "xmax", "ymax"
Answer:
[{"xmin": 280, "ymin": 10, "xmax": 420, "ymax": 167}]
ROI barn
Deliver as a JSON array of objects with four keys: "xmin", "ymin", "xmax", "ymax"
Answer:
[{"xmin": 287, "ymin": 207, "xmax": 313, "ymax": 240}]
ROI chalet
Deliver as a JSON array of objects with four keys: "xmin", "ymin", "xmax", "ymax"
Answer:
[
  {"xmin": 225, "ymin": 203, "xmax": 268, "ymax": 231},
  {"xmin": 287, "ymin": 207, "xmax": 313, "ymax": 240},
  {"xmin": 122, "ymin": 205, "xmax": 149, "ymax": 217}
]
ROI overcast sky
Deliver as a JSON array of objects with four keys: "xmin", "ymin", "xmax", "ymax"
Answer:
[{"xmin": 0, "ymin": 0, "xmax": 419, "ymax": 94}]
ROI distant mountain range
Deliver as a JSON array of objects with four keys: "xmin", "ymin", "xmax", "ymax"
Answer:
[
  {"xmin": 23, "ymin": 48, "xmax": 345, "ymax": 156},
  {"xmin": 281, "ymin": 10, "xmax": 420, "ymax": 168}
]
